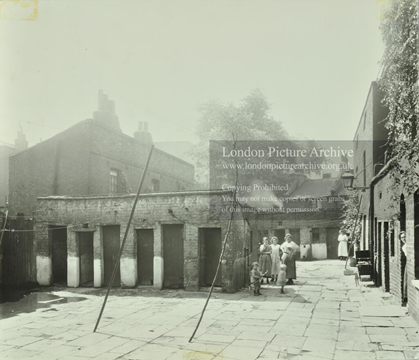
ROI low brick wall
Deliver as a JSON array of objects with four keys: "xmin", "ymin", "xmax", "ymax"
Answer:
[{"xmin": 35, "ymin": 190, "xmax": 247, "ymax": 293}]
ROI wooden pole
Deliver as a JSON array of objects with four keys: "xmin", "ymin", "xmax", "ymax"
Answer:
[
  {"xmin": 189, "ymin": 136, "xmax": 238, "ymax": 343},
  {"xmin": 93, "ymin": 145, "xmax": 154, "ymax": 332}
]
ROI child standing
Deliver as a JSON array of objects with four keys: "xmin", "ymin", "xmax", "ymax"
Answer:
[
  {"xmin": 250, "ymin": 262, "xmax": 262, "ymax": 296},
  {"xmin": 277, "ymin": 264, "xmax": 287, "ymax": 294}
]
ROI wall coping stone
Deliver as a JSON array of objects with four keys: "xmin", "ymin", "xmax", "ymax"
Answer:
[{"xmin": 37, "ymin": 189, "xmax": 233, "ymax": 201}]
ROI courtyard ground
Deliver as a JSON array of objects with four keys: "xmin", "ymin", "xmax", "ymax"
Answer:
[{"xmin": 0, "ymin": 260, "xmax": 419, "ymax": 360}]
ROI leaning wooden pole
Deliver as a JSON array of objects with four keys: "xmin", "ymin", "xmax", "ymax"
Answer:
[
  {"xmin": 94, "ymin": 145, "xmax": 154, "ymax": 332},
  {"xmin": 189, "ymin": 137, "xmax": 238, "ymax": 343}
]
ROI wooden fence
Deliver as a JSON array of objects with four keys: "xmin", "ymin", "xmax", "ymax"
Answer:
[{"xmin": 1, "ymin": 215, "xmax": 37, "ymax": 288}]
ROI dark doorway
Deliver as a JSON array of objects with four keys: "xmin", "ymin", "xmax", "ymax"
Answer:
[
  {"xmin": 79, "ymin": 232, "xmax": 94, "ymax": 287},
  {"xmin": 199, "ymin": 228, "xmax": 222, "ymax": 287},
  {"xmin": 414, "ymin": 191, "xmax": 419, "ymax": 280},
  {"xmin": 103, "ymin": 225, "xmax": 121, "ymax": 287},
  {"xmin": 377, "ymin": 221, "xmax": 382, "ymax": 287},
  {"xmin": 50, "ymin": 225, "xmax": 67, "ymax": 286},
  {"xmin": 383, "ymin": 222, "xmax": 390, "ymax": 292},
  {"xmin": 326, "ymin": 228, "xmax": 340, "ymax": 259},
  {"xmin": 362, "ymin": 215, "xmax": 367, "ymax": 250},
  {"xmin": 400, "ymin": 194, "xmax": 406, "ymax": 300},
  {"xmin": 273, "ymin": 229, "xmax": 286, "ymax": 243},
  {"xmin": 163, "ymin": 224, "xmax": 184, "ymax": 288},
  {"xmin": 137, "ymin": 229, "xmax": 154, "ymax": 285}
]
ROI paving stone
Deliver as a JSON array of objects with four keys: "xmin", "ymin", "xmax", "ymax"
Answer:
[
  {"xmin": 333, "ymin": 350, "xmax": 376, "ymax": 360},
  {"xmin": 299, "ymin": 350, "xmax": 334, "ymax": 359},
  {"xmin": 359, "ymin": 306, "xmax": 407, "ymax": 317},
  {"xmin": 2, "ymin": 335, "xmax": 43, "ymax": 347},
  {"xmin": 1, "ymin": 260, "xmax": 419, "ymax": 359},
  {"xmin": 336, "ymin": 341, "xmax": 379, "ymax": 351},
  {"xmin": 237, "ymin": 331, "xmax": 275, "ymax": 342},
  {"xmin": 302, "ymin": 338, "xmax": 335, "ymax": 353},
  {"xmin": 271, "ymin": 334, "xmax": 306, "ymax": 349},
  {"xmin": 109, "ymin": 340, "xmax": 146, "ymax": 354},
  {"xmin": 196, "ymin": 333, "xmax": 236, "ymax": 344},
  {"xmin": 258, "ymin": 349, "xmax": 279, "ymax": 359},
  {"xmin": 221, "ymin": 345, "xmax": 262, "ymax": 360},
  {"xmin": 365, "ymin": 327, "xmax": 407, "ymax": 335},
  {"xmin": 368, "ymin": 335, "xmax": 408, "ymax": 343},
  {"xmin": 375, "ymin": 350, "xmax": 406, "ymax": 360},
  {"xmin": 230, "ymin": 339, "xmax": 267, "ymax": 349},
  {"xmin": 66, "ymin": 332, "xmax": 111, "ymax": 347}
]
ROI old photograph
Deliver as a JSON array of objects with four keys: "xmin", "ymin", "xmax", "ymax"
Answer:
[{"xmin": 0, "ymin": 0, "xmax": 419, "ymax": 359}]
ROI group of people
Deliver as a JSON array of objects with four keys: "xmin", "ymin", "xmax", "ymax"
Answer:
[{"xmin": 250, "ymin": 233, "xmax": 300, "ymax": 296}]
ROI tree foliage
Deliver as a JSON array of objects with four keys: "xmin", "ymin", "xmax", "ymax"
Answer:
[
  {"xmin": 341, "ymin": 191, "xmax": 362, "ymax": 245},
  {"xmin": 379, "ymin": 0, "xmax": 419, "ymax": 196},
  {"xmin": 193, "ymin": 89, "xmax": 325, "ymax": 188},
  {"xmin": 117, "ymin": 171, "xmax": 132, "ymax": 194}
]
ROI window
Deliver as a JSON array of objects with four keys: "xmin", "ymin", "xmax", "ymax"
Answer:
[
  {"xmin": 311, "ymin": 228, "xmax": 320, "ymax": 244},
  {"xmin": 400, "ymin": 194, "xmax": 406, "ymax": 232},
  {"xmin": 390, "ymin": 221, "xmax": 395, "ymax": 257},
  {"xmin": 110, "ymin": 169, "xmax": 118, "ymax": 193},
  {"xmin": 151, "ymin": 179, "xmax": 160, "ymax": 192}
]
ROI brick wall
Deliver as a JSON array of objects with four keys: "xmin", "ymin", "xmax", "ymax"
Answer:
[
  {"xmin": 35, "ymin": 190, "xmax": 245, "ymax": 293},
  {"xmin": 9, "ymin": 120, "xmax": 195, "ymax": 216},
  {"xmin": 374, "ymin": 172, "xmax": 419, "ymax": 324}
]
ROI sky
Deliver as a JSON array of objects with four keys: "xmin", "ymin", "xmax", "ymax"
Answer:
[{"xmin": 0, "ymin": 0, "xmax": 384, "ymax": 148}]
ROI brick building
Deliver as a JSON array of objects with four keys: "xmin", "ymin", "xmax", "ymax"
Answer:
[
  {"xmin": 352, "ymin": 81, "xmax": 419, "ymax": 324},
  {"xmin": 367, "ymin": 163, "xmax": 419, "ymax": 323},
  {"xmin": 8, "ymin": 91, "xmax": 195, "ymax": 216},
  {"xmin": 352, "ymin": 81, "xmax": 388, "ymax": 254},
  {"xmin": 34, "ymin": 190, "xmax": 248, "ymax": 293}
]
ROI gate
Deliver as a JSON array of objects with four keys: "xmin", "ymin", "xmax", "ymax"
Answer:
[
  {"xmin": 103, "ymin": 225, "xmax": 121, "ymax": 287},
  {"xmin": 163, "ymin": 224, "xmax": 184, "ymax": 288},
  {"xmin": 137, "ymin": 229, "xmax": 154, "ymax": 285},
  {"xmin": 1, "ymin": 215, "xmax": 36, "ymax": 287},
  {"xmin": 199, "ymin": 228, "xmax": 222, "ymax": 287}
]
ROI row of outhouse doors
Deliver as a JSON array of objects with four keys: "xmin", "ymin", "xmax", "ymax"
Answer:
[{"xmin": 49, "ymin": 225, "xmax": 222, "ymax": 289}]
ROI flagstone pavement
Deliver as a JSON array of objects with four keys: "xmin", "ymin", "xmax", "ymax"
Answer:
[{"xmin": 1, "ymin": 260, "xmax": 419, "ymax": 360}]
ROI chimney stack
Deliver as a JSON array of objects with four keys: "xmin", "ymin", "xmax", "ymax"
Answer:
[
  {"xmin": 93, "ymin": 90, "xmax": 122, "ymax": 132},
  {"xmin": 134, "ymin": 121, "xmax": 153, "ymax": 145}
]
